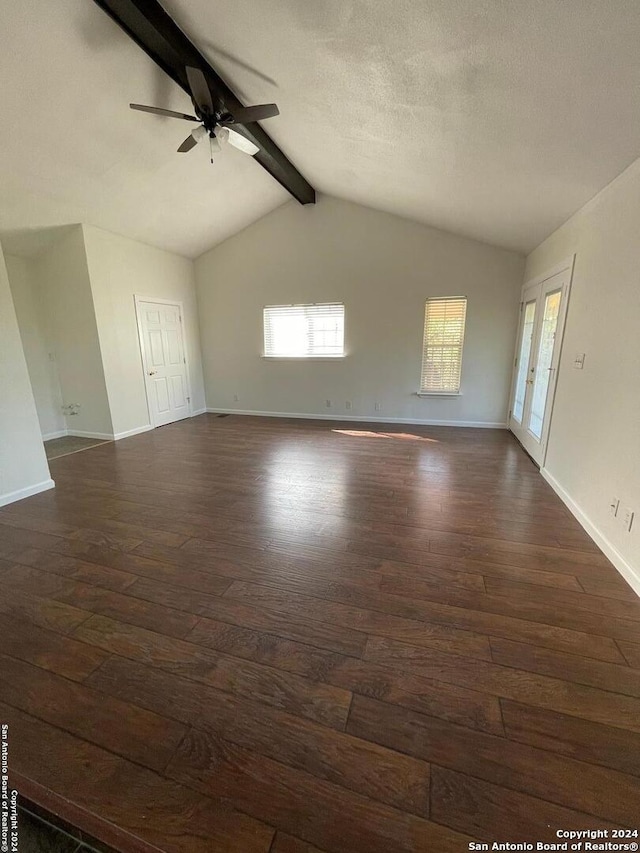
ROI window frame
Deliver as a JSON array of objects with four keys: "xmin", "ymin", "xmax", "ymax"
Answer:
[
  {"xmin": 262, "ymin": 302, "xmax": 346, "ymax": 360},
  {"xmin": 418, "ymin": 296, "xmax": 467, "ymax": 396}
]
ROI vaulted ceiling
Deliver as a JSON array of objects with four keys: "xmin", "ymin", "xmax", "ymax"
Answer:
[{"xmin": 2, "ymin": 0, "xmax": 640, "ymax": 258}]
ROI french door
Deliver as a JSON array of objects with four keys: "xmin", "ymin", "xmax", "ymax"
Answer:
[{"xmin": 509, "ymin": 261, "xmax": 573, "ymax": 466}]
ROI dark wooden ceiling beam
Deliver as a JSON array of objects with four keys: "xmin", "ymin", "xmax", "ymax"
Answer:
[{"xmin": 91, "ymin": 0, "xmax": 316, "ymax": 204}]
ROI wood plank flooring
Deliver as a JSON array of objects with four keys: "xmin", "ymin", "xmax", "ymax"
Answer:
[{"xmin": 1, "ymin": 414, "xmax": 639, "ymax": 852}]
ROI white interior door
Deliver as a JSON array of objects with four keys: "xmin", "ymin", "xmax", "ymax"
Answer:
[
  {"xmin": 137, "ymin": 300, "xmax": 191, "ymax": 428},
  {"xmin": 509, "ymin": 264, "xmax": 572, "ymax": 466}
]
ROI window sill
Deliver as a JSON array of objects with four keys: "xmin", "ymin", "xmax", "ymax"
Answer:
[
  {"xmin": 261, "ymin": 356, "xmax": 347, "ymax": 361},
  {"xmin": 415, "ymin": 391, "xmax": 463, "ymax": 397}
]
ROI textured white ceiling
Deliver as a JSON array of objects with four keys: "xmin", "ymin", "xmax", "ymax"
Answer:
[
  {"xmin": 0, "ymin": 1, "xmax": 289, "ymax": 258},
  {"xmin": 2, "ymin": 0, "xmax": 640, "ymax": 257}
]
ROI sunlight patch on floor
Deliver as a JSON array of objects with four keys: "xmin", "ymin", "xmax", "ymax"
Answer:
[{"xmin": 332, "ymin": 429, "xmax": 439, "ymax": 443}]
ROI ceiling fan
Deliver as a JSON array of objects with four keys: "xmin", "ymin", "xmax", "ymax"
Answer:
[{"xmin": 130, "ymin": 66, "xmax": 279, "ymax": 162}]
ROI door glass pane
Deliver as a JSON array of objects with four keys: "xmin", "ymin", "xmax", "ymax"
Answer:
[
  {"xmin": 528, "ymin": 290, "xmax": 561, "ymax": 439},
  {"xmin": 513, "ymin": 300, "xmax": 536, "ymax": 424}
]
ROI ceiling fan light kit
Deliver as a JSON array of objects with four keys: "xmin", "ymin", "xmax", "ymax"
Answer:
[{"xmin": 192, "ymin": 124, "xmax": 209, "ymax": 143}]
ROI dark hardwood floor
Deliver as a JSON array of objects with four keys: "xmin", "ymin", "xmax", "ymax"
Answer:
[{"xmin": 1, "ymin": 414, "xmax": 639, "ymax": 852}]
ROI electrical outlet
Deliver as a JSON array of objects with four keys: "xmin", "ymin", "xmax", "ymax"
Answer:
[
  {"xmin": 374, "ymin": 402, "xmax": 381, "ymax": 412},
  {"xmin": 573, "ymin": 353, "xmax": 586, "ymax": 370},
  {"xmin": 609, "ymin": 497, "xmax": 620, "ymax": 517},
  {"xmin": 622, "ymin": 507, "xmax": 635, "ymax": 532},
  {"xmin": 233, "ymin": 394, "xmax": 239, "ymax": 402},
  {"xmin": 345, "ymin": 401, "xmax": 352, "ymax": 410},
  {"xmin": 325, "ymin": 399, "xmax": 332, "ymax": 408}
]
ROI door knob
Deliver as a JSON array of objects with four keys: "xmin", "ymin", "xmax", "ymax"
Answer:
[{"xmin": 148, "ymin": 370, "xmax": 157, "ymax": 376}]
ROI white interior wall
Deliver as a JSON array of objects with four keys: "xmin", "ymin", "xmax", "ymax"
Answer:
[
  {"xmin": 0, "ymin": 244, "xmax": 53, "ymax": 506},
  {"xmin": 31, "ymin": 227, "xmax": 113, "ymax": 438},
  {"xmin": 525, "ymin": 158, "xmax": 640, "ymax": 590},
  {"xmin": 195, "ymin": 195, "xmax": 524, "ymax": 426},
  {"xmin": 4, "ymin": 253, "xmax": 66, "ymax": 439},
  {"xmin": 82, "ymin": 225, "xmax": 205, "ymax": 437}
]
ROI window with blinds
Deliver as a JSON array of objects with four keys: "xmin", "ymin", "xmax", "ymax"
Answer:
[
  {"xmin": 420, "ymin": 297, "xmax": 467, "ymax": 394},
  {"xmin": 263, "ymin": 303, "xmax": 345, "ymax": 358}
]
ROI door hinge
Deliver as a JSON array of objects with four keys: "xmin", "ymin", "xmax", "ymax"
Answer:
[
  {"xmin": 183, "ymin": 357, "xmax": 186, "ymax": 363},
  {"xmin": 509, "ymin": 409, "xmax": 512, "ymax": 419}
]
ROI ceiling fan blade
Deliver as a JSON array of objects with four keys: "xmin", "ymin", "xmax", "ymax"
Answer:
[
  {"xmin": 177, "ymin": 134, "xmax": 199, "ymax": 153},
  {"xmin": 130, "ymin": 104, "xmax": 198, "ymax": 121},
  {"xmin": 226, "ymin": 128, "xmax": 260, "ymax": 156},
  {"xmin": 177, "ymin": 125, "xmax": 208, "ymax": 152},
  {"xmin": 223, "ymin": 103, "xmax": 280, "ymax": 124},
  {"xmin": 186, "ymin": 66, "xmax": 214, "ymax": 115}
]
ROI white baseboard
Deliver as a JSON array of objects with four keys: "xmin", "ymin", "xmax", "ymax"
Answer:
[
  {"xmin": 541, "ymin": 467, "xmax": 640, "ymax": 598},
  {"xmin": 54, "ymin": 418, "xmax": 203, "ymax": 442},
  {"xmin": 66, "ymin": 429, "xmax": 114, "ymax": 440},
  {"xmin": 41, "ymin": 429, "xmax": 68, "ymax": 441},
  {"xmin": 44, "ymin": 425, "xmax": 155, "ymax": 444},
  {"xmin": 0, "ymin": 478, "xmax": 56, "ymax": 508},
  {"xmin": 205, "ymin": 408, "xmax": 507, "ymax": 429},
  {"xmin": 112, "ymin": 424, "xmax": 153, "ymax": 440},
  {"xmin": 113, "ymin": 415, "xmax": 207, "ymax": 438}
]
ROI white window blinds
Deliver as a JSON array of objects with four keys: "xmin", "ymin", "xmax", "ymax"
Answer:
[
  {"xmin": 420, "ymin": 297, "xmax": 467, "ymax": 394},
  {"xmin": 263, "ymin": 303, "xmax": 345, "ymax": 357}
]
